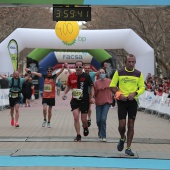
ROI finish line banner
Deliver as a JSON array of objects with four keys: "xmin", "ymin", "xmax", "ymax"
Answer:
[{"xmin": 0, "ymin": 0, "xmax": 170, "ymax": 6}]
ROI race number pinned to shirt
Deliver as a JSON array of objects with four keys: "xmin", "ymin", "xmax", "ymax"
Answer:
[
  {"xmin": 11, "ymin": 92, "xmax": 18, "ymax": 98},
  {"xmin": 73, "ymin": 88, "xmax": 83, "ymax": 100},
  {"xmin": 44, "ymin": 84, "xmax": 52, "ymax": 92}
]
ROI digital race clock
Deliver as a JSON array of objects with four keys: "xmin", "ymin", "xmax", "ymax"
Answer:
[{"xmin": 53, "ymin": 5, "xmax": 91, "ymax": 21}]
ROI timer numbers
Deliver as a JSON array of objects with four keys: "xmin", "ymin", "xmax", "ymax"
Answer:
[{"xmin": 53, "ymin": 6, "xmax": 91, "ymax": 21}]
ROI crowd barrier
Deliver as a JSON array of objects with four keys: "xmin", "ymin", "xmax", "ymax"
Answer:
[
  {"xmin": 0, "ymin": 89, "xmax": 170, "ymax": 118},
  {"xmin": 0, "ymin": 89, "xmax": 9, "ymax": 109},
  {"xmin": 138, "ymin": 91, "xmax": 170, "ymax": 117}
]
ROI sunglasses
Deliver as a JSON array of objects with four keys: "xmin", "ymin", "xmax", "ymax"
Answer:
[{"xmin": 75, "ymin": 66, "xmax": 83, "ymax": 69}]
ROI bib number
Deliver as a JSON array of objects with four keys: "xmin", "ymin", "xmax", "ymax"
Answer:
[
  {"xmin": 11, "ymin": 92, "xmax": 18, "ymax": 98},
  {"xmin": 44, "ymin": 84, "xmax": 52, "ymax": 92},
  {"xmin": 73, "ymin": 89, "xmax": 83, "ymax": 99}
]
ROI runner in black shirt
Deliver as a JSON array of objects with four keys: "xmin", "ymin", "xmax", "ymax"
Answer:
[{"xmin": 62, "ymin": 61, "xmax": 95, "ymax": 141}]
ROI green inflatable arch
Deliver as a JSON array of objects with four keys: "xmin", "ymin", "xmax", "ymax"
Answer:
[{"xmin": 27, "ymin": 48, "xmax": 112, "ymax": 63}]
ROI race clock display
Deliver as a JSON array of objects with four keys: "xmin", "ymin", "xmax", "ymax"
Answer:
[{"xmin": 53, "ymin": 6, "xmax": 91, "ymax": 21}]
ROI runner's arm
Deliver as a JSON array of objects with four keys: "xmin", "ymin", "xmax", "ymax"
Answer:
[
  {"xmin": 89, "ymin": 85, "xmax": 95, "ymax": 104},
  {"xmin": 0, "ymin": 74, "xmax": 7, "ymax": 80},
  {"xmin": 109, "ymin": 71, "xmax": 119, "ymax": 93},
  {"xmin": 62, "ymin": 85, "xmax": 71, "ymax": 100},
  {"xmin": 25, "ymin": 68, "xmax": 42, "ymax": 77},
  {"xmin": 56, "ymin": 62, "xmax": 69, "ymax": 77}
]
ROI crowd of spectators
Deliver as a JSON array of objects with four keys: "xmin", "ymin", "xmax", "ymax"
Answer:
[{"xmin": 145, "ymin": 73, "xmax": 170, "ymax": 98}]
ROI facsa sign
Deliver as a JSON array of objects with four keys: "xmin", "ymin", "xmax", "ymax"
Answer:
[{"xmin": 54, "ymin": 52, "xmax": 93, "ymax": 63}]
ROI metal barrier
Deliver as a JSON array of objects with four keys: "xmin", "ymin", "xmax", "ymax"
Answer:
[{"xmin": 138, "ymin": 91, "xmax": 170, "ymax": 120}]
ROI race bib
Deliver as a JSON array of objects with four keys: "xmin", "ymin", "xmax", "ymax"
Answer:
[
  {"xmin": 73, "ymin": 89, "xmax": 83, "ymax": 99},
  {"xmin": 11, "ymin": 92, "xmax": 18, "ymax": 98},
  {"xmin": 44, "ymin": 84, "xmax": 52, "ymax": 92}
]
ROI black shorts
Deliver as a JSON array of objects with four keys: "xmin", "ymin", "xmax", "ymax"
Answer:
[
  {"xmin": 42, "ymin": 98, "xmax": 55, "ymax": 106},
  {"xmin": 117, "ymin": 99, "xmax": 138, "ymax": 120},
  {"xmin": 25, "ymin": 94, "xmax": 32, "ymax": 100},
  {"xmin": 70, "ymin": 99, "xmax": 89, "ymax": 114},
  {"xmin": 9, "ymin": 97, "xmax": 21, "ymax": 107}
]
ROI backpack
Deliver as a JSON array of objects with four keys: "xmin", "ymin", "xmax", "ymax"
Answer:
[{"xmin": 9, "ymin": 78, "xmax": 22, "ymax": 97}]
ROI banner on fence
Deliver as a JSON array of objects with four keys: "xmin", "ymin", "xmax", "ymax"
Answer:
[
  {"xmin": 138, "ymin": 91, "xmax": 170, "ymax": 115},
  {"xmin": 0, "ymin": 89, "xmax": 9, "ymax": 107}
]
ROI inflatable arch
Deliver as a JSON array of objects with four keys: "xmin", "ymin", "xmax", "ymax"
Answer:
[
  {"xmin": 27, "ymin": 48, "xmax": 112, "ymax": 73},
  {"xmin": 28, "ymin": 48, "xmax": 111, "ymax": 63},
  {"xmin": 28, "ymin": 50, "xmax": 105, "ymax": 92},
  {"xmin": 38, "ymin": 52, "xmax": 101, "ymax": 74},
  {"xmin": 0, "ymin": 28, "xmax": 154, "ymax": 78}
]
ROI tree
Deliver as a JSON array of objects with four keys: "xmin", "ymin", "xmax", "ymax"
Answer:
[
  {"xmin": 0, "ymin": 7, "xmax": 55, "ymax": 42},
  {"xmin": 85, "ymin": 7, "xmax": 170, "ymax": 77},
  {"xmin": 0, "ymin": 7, "xmax": 56, "ymax": 74}
]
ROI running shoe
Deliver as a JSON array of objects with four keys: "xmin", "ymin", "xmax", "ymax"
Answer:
[
  {"xmin": 11, "ymin": 117, "xmax": 14, "ymax": 126},
  {"xmin": 87, "ymin": 119, "xmax": 91, "ymax": 127},
  {"xmin": 47, "ymin": 122, "xmax": 51, "ymax": 128},
  {"xmin": 125, "ymin": 148, "xmax": 135, "ymax": 156},
  {"xmin": 42, "ymin": 121, "xmax": 47, "ymax": 127},
  {"xmin": 83, "ymin": 127, "xmax": 89, "ymax": 136},
  {"xmin": 102, "ymin": 138, "xmax": 107, "ymax": 142},
  {"xmin": 15, "ymin": 122, "xmax": 19, "ymax": 127},
  {"xmin": 117, "ymin": 136, "xmax": 126, "ymax": 151},
  {"xmin": 74, "ymin": 135, "xmax": 81, "ymax": 142}
]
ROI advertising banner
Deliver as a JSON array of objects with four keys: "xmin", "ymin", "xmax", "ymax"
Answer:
[
  {"xmin": 0, "ymin": 89, "xmax": 9, "ymax": 107},
  {"xmin": 8, "ymin": 39, "xmax": 18, "ymax": 71},
  {"xmin": 138, "ymin": 91, "xmax": 170, "ymax": 116}
]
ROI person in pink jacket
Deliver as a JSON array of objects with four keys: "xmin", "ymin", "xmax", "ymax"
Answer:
[{"xmin": 94, "ymin": 68, "xmax": 113, "ymax": 142}]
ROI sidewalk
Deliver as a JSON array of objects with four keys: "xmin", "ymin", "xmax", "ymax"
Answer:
[{"xmin": 0, "ymin": 91, "xmax": 170, "ymax": 169}]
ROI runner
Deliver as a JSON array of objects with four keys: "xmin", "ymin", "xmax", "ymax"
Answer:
[
  {"xmin": 62, "ymin": 61, "xmax": 95, "ymax": 141},
  {"xmin": 84, "ymin": 64, "xmax": 100, "ymax": 127},
  {"xmin": 110, "ymin": 54, "xmax": 145, "ymax": 156},
  {"xmin": 26, "ymin": 63, "xmax": 68, "ymax": 128},
  {"xmin": 0, "ymin": 70, "xmax": 31, "ymax": 127}
]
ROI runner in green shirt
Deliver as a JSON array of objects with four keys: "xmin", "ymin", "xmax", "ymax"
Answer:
[{"xmin": 110, "ymin": 54, "xmax": 145, "ymax": 156}]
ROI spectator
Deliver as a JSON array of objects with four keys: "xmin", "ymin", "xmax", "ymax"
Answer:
[
  {"xmin": 94, "ymin": 68, "xmax": 112, "ymax": 142},
  {"xmin": 155, "ymin": 84, "xmax": 163, "ymax": 96},
  {"xmin": 56, "ymin": 79, "xmax": 62, "ymax": 96}
]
